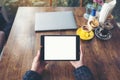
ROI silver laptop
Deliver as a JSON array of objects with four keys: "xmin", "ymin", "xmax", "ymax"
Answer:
[{"xmin": 35, "ymin": 11, "xmax": 77, "ymax": 31}]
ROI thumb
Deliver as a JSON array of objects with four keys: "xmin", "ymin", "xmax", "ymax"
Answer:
[{"xmin": 36, "ymin": 50, "xmax": 40, "ymax": 60}]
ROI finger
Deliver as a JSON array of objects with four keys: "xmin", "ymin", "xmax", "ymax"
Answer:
[
  {"xmin": 80, "ymin": 45, "xmax": 82, "ymax": 53},
  {"xmin": 80, "ymin": 45, "xmax": 83, "ymax": 57},
  {"xmin": 80, "ymin": 46, "xmax": 83, "ymax": 61},
  {"xmin": 70, "ymin": 61, "xmax": 76, "ymax": 64},
  {"xmin": 70, "ymin": 61, "xmax": 73, "ymax": 64},
  {"xmin": 36, "ymin": 50, "xmax": 40, "ymax": 60},
  {"xmin": 80, "ymin": 51, "xmax": 83, "ymax": 61},
  {"xmin": 40, "ymin": 61, "xmax": 48, "ymax": 67},
  {"xmin": 43, "ymin": 62, "xmax": 48, "ymax": 66}
]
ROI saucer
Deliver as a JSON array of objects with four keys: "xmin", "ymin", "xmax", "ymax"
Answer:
[
  {"xmin": 76, "ymin": 28, "xmax": 94, "ymax": 40},
  {"xmin": 95, "ymin": 27, "xmax": 112, "ymax": 40}
]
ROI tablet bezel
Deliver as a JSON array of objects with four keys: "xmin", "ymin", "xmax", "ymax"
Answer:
[{"xmin": 40, "ymin": 35, "xmax": 80, "ymax": 61}]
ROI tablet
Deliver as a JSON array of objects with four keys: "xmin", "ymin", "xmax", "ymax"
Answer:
[{"xmin": 40, "ymin": 35, "xmax": 80, "ymax": 61}]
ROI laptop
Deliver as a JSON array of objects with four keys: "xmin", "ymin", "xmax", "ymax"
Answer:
[{"xmin": 35, "ymin": 11, "xmax": 77, "ymax": 31}]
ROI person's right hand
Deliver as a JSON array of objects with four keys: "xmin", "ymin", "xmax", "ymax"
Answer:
[{"xmin": 70, "ymin": 46, "xmax": 84, "ymax": 69}]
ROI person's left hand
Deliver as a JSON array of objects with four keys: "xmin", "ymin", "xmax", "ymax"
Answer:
[{"xmin": 31, "ymin": 50, "xmax": 47, "ymax": 74}]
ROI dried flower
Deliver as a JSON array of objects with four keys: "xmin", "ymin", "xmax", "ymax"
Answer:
[
  {"xmin": 93, "ymin": 0, "xmax": 104, "ymax": 5},
  {"xmin": 93, "ymin": 0, "xmax": 104, "ymax": 10}
]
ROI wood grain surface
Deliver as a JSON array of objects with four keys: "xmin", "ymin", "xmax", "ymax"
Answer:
[{"xmin": 0, "ymin": 7, "xmax": 120, "ymax": 80}]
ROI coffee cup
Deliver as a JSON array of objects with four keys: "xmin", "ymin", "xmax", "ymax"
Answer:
[{"xmin": 81, "ymin": 25, "xmax": 90, "ymax": 37}]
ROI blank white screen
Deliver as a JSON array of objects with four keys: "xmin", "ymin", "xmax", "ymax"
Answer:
[{"xmin": 44, "ymin": 36, "xmax": 76, "ymax": 60}]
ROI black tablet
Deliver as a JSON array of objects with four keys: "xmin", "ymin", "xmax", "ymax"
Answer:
[{"xmin": 40, "ymin": 35, "xmax": 80, "ymax": 61}]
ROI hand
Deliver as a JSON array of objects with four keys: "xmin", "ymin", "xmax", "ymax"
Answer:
[
  {"xmin": 70, "ymin": 46, "xmax": 84, "ymax": 69},
  {"xmin": 31, "ymin": 50, "xmax": 47, "ymax": 74}
]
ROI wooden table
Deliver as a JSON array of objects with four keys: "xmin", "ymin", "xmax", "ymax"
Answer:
[{"xmin": 0, "ymin": 7, "xmax": 120, "ymax": 80}]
